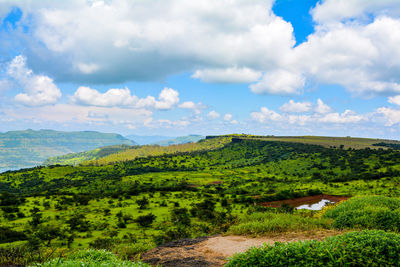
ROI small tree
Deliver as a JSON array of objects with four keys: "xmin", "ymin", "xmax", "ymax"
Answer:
[{"xmin": 135, "ymin": 213, "xmax": 156, "ymax": 227}]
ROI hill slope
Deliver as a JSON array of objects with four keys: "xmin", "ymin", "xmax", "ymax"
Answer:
[{"xmin": 0, "ymin": 129, "xmax": 136, "ymax": 171}]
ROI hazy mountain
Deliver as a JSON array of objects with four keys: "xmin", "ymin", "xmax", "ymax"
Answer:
[
  {"xmin": 152, "ymin": 135, "xmax": 205, "ymax": 146},
  {"xmin": 125, "ymin": 135, "xmax": 175, "ymax": 145},
  {"xmin": 0, "ymin": 129, "xmax": 136, "ymax": 171}
]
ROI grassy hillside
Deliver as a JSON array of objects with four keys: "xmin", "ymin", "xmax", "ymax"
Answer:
[
  {"xmin": 208, "ymin": 134, "xmax": 400, "ymax": 149},
  {"xmin": 0, "ymin": 129, "xmax": 136, "ymax": 171},
  {"xmin": 84, "ymin": 136, "xmax": 231, "ymax": 165},
  {"xmin": 2, "ymin": 135, "xmax": 400, "ymax": 265},
  {"xmin": 43, "ymin": 144, "xmax": 135, "ymax": 166}
]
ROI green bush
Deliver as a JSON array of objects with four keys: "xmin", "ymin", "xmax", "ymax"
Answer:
[
  {"xmin": 229, "ymin": 212, "xmax": 331, "ymax": 236},
  {"xmin": 323, "ymin": 196, "xmax": 400, "ymax": 231},
  {"xmin": 31, "ymin": 249, "xmax": 149, "ymax": 267},
  {"xmin": 227, "ymin": 230, "xmax": 400, "ymax": 266}
]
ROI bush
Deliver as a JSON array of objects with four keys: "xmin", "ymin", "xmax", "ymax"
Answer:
[
  {"xmin": 227, "ymin": 230, "xmax": 400, "ymax": 266},
  {"xmin": 31, "ymin": 249, "xmax": 149, "ymax": 266},
  {"xmin": 323, "ymin": 196, "xmax": 400, "ymax": 231},
  {"xmin": 229, "ymin": 212, "xmax": 331, "ymax": 236}
]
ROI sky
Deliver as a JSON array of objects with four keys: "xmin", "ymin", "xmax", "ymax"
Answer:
[{"xmin": 1, "ymin": 0, "xmax": 400, "ymax": 139}]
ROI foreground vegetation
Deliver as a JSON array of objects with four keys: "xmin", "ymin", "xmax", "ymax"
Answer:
[
  {"xmin": 227, "ymin": 230, "xmax": 400, "ymax": 266},
  {"xmin": 2, "ymin": 135, "xmax": 400, "ymax": 265}
]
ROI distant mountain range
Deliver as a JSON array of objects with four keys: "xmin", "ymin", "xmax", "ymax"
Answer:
[
  {"xmin": 0, "ymin": 129, "xmax": 136, "ymax": 172},
  {"xmin": 125, "ymin": 134, "xmax": 204, "ymax": 146},
  {"xmin": 152, "ymin": 135, "xmax": 205, "ymax": 146}
]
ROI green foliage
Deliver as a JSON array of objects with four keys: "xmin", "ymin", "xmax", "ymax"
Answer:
[
  {"xmin": 229, "ymin": 212, "xmax": 331, "ymax": 236},
  {"xmin": 323, "ymin": 196, "xmax": 400, "ymax": 231},
  {"xmin": 227, "ymin": 230, "xmax": 400, "ymax": 266},
  {"xmin": 31, "ymin": 249, "xmax": 149, "ymax": 267},
  {"xmin": 135, "ymin": 213, "xmax": 156, "ymax": 227},
  {"xmin": 44, "ymin": 145, "xmax": 134, "ymax": 166}
]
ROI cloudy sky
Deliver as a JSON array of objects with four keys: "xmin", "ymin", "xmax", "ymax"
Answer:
[{"xmin": 1, "ymin": 0, "xmax": 400, "ymax": 138}]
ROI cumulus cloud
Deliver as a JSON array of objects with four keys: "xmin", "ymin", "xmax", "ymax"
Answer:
[
  {"xmin": 252, "ymin": 103, "xmax": 364, "ymax": 125},
  {"xmin": 250, "ymin": 70, "xmax": 305, "ymax": 95},
  {"xmin": 224, "ymin": 113, "xmax": 233, "ymax": 121},
  {"xmin": 315, "ymin": 99, "xmax": 332, "ymax": 114},
  {"xmin": 375, "ymin": 107, "xmax": 400, "ymax": 126},
  {"xmin": 192, "ymin": 67, "xmax": 262, "ymax": 83},
  {"xmin": 280, "ymin": 100, "xmax": 312, "ymax": 113},
  {"xmin": 389, "ymin": 95, "xmax": 400, "ymax": 106},
  {"xmin": 251, "ymin": 107, "xmax": 282, "ymax": 123},
  {"xmin": 7, "ymin": 55, "xmax": 61, "ymax": 106},
  {"xmin": 3, "ymin": 0, "xmax": 400, "ymax": 100},
  {"xmin": 72, "ymin": 86, "xmax": 179, "ymax": 110},
  {"xmin": 178, "ymin": 101, "xmax": 206, "ymax": 114},
  {"xmin": 318, "ymin": 110, "xmax": 364, "ymax": 124},
  {"xmin": 207, "ymin": 110, "xmax": 220, "ymax": 120},
  {"xmin": 311, "ymin": 0, "xmax": 400, "ymax": 24},
  {"xmin": 5, "ymin": 0, "xmax": 295, "ymax": 85}
]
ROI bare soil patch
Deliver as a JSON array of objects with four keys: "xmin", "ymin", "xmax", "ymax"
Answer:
[{"xmin": 141, "ymin": 230, "xmax": 343, "ymax": 267}]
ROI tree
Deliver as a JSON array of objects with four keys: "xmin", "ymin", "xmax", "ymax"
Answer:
[{"xmin": 135, "ymin": 213, "xmax": 156, "ymax": 227}]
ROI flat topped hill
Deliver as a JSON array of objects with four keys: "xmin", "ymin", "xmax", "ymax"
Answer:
[
  {"xmin": 0, "ymin": 129, "xmax": 136, "ymax": 171},
  {"xmin": 44, "ymin": 134, "xmax": 400, "ymax": 167},
  {"xmin": 206, "ymin": 134, "xmax": 400, "ymax": 149}
]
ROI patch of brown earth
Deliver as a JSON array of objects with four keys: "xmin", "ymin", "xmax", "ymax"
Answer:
[
  {"xmin": 141, "ymin": 230, "xmax": 343, "ymax": 267},
  {"xmin": 259, "ymin": 194, "xmax": 350, "ymax": 208}
]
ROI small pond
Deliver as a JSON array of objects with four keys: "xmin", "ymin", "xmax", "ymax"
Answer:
[{"xmin": 260, "ymin": 194, "xmax": 349, "ymax": 211}]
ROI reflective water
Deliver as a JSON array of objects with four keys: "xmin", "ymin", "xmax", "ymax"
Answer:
[{"xmin": 296, "ymin": 199, "xmax": 334, "ymax": 210}]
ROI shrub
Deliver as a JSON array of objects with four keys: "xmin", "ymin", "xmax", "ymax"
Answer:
[
  {"xmin": 135, "ymin": 213, "xmax": 156, "ymax": 227},
  {"xmin": 227, "ymin": 230, "xmax": 400, "ymax": 266},
  {"xmin": 323, "ymin": 196, "xmax": 400, "ymax": 231},
  {"xmin": 31, "ymin": 249, "xmax": 149, "ymax": 266},
  {"xmin": 229, "ymin": 212, "xmax": 331, "ymax": 236}
]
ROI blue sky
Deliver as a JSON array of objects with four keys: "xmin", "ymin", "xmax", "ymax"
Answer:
[{"xmin": 1, "ymin": 0, "xmax": 400, "ymax": 139}]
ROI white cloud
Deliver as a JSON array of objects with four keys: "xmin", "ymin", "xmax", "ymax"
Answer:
[
  {"xmin": 7, "ymin": 0, "xmax": 295, "ymax": 85},
  {"xmin": 375, "ymin": 107, "xmax": 400, "ymax": 126},
  {"xmin": 192, "ymin": 67, "xmax": 262, "ymax": 83},
  {"xmin": 311, "ymin": 0, "xmax": 400, "ymax": 24},
  {"xmin": 388, "ymin": 95, "xmax": 400, "ymax": 106},
  {"xmin": 318, "ymin": 110, "xmax": 364, "ymax": 124},
  {"xmin": 250, "ymin": 70, "xmax": 305, "ymax": 95},
  {"xmin": 207, "ymin": 110, "xmax": 220, "ymax": 119},
  {"xmin": 252, "ymin": 106, "xmax": 364, "ymax": 125},
  {"xmin": 315, "ymin": 99, "xmax": 332, "ymax": 114},
  {"xmin": 224, "ymin": 113, "xmax": 233, "ymax": 121},
  {"xmin": 280, "ymin": 100, "xmax": 312, "ymax": 113},
  {"xmin": 251, "ymin": 107, "xmax": 282, "ymax": 123},
  {"xmin": 71, "ymin": 86, "xmax": 179, "ymax": 110},
  {"xmin": 178, "ymin": 101, "xmax": 206, "ymax": 114},
  {"xmin": 154, "ymin": 88, "xmax": 180, "ymax": 110},
  {"xmin": 7, "ymin": 55, "xmax": 61, "ymax": 106}
]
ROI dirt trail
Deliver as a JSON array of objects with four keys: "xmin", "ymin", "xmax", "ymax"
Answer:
[{"xmin": 141, "ymin": 230, "xmax": 342, "ymax": 267}]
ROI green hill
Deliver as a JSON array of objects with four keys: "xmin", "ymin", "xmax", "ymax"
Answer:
[{"xmin": 0, "ymin": 129, "xmax": 136, "ymax": 171}]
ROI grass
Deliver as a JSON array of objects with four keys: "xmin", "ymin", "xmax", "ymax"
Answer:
[
  {"xmin": 31, "ymin": 249, "xmax": 149, "ymax": 267},
  {"xmin": 228, "ymin": 212, "xmax": 332, "ymax": 236},
  {"xmin": 226, "ymin": 230, "xmax": 400, "ymax": 266},
  {"xmin": 323, "ymin": 195, "xmax": 400, "ymax": 231}
]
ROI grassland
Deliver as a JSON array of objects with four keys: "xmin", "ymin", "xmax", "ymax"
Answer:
[{"xmin": 1, "ymin": 135, "xmax": 400, "ymax": 265}]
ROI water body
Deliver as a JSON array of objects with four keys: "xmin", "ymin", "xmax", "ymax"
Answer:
[
  {"xmin": 260, "ymin": 194, "xmax": 349, "ymax": 211},
  {"xmin": 296, "ymin": 199, "xmax": 335, "ymax": 210}
]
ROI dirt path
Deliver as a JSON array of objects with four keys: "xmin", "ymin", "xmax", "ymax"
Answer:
[{"xmin": 141, "ymin": 230, "xmax": 342, "ymax": 267}]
